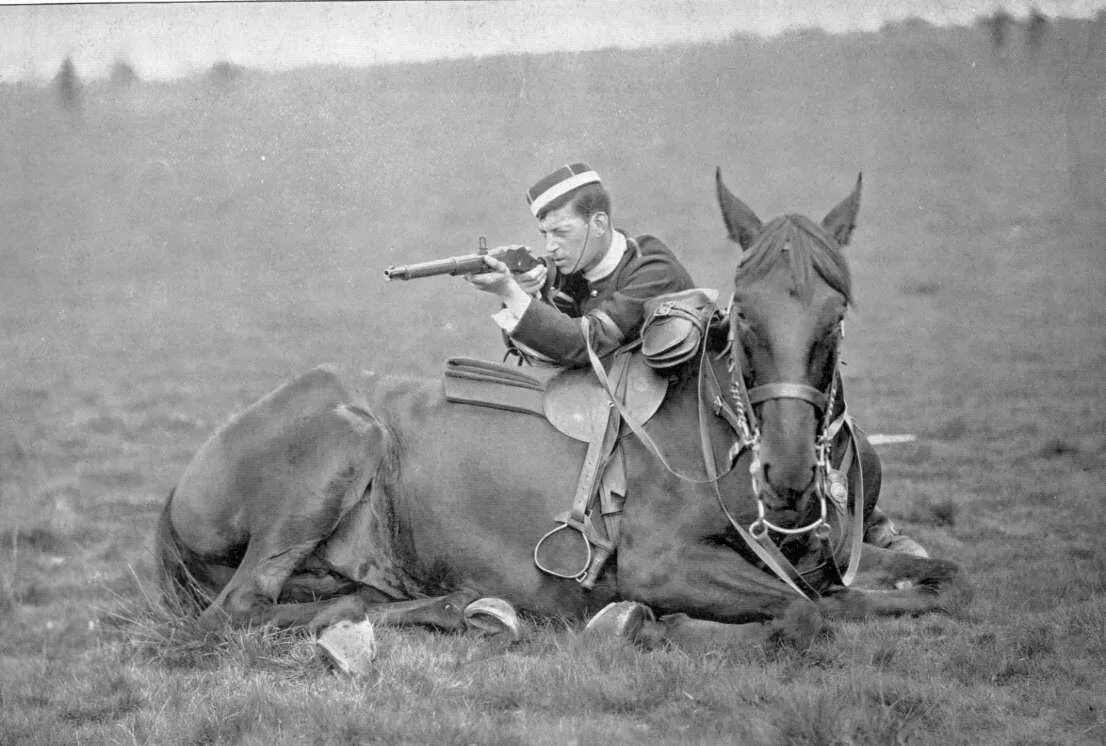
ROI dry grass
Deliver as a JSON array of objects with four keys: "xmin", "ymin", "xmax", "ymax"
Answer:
[{"xmin": 2, "ymin": 16, "xmax": 1105, "ymax": 745}]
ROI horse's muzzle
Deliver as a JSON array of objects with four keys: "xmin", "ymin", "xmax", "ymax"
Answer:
[{"xmin": 758, "ymin": 464, "xmax": 817, "ymax": 513}]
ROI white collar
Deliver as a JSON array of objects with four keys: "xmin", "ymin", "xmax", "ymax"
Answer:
[{"xmin": 584, "ymin": 230, "xmax": 627, "ymax": 282}]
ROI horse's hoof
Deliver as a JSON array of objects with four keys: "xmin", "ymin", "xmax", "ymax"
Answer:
[
  {"xmin": 317, "ymin": 618, "xmax": 377, "ymax": 677},
  {"xmin": 464, "ymin": 597, "xmax": 521, "ymax": 640},
  {"xmin": 584, "ymin": 601, "xmax": 655, "ymax": 642}
]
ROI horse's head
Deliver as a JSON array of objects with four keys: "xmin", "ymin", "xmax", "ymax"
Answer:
[{"xmin": 716, "ymin": 168, "xmax": 860, "ymax": 518}]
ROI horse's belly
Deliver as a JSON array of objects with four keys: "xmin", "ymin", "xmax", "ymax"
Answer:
[
  {"xmin": 399, "ymin": 404, "xmax": 585, "ymax": 559},
  {"xmin": 360, "ymin": 381, "xmax": 597, "ymax": 609}
]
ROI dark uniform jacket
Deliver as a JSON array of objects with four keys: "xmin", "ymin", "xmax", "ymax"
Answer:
[{"xmin": 508, "ymin": 232, "xmax": 695, "ymax": 367}]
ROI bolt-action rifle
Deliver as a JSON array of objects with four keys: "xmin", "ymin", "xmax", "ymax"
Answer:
[{"xmin": 383, "ymin": 237, "xmax": 542, "ymax": 281}]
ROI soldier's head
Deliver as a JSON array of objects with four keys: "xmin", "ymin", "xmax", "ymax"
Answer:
[{"xmin": 526, "ymin": 163, "xmax": 612, "ymax": 275}]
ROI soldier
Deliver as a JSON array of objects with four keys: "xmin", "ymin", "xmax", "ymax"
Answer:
[{"xmin": 466, "ymin": 162, "xmax": 696, "ymax": 367}]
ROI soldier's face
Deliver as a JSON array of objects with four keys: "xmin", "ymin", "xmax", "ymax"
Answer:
[{"xmin": 537, "ymin": 205, "xmax": 606, "ymax": 274}]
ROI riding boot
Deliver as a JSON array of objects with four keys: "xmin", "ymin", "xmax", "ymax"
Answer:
[{"xmin": 864, "ymin": 506, "xmax": 929, "ymax": 558}]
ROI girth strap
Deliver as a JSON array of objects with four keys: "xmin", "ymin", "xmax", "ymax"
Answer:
[{"xmin": 747, "ymin": 382, "xmax": 829, "ymax": 410}]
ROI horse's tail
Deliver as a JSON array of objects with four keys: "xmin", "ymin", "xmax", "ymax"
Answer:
[{"xmin": 155, "ymin": 488, "xmax": 217, "ymax": 616}]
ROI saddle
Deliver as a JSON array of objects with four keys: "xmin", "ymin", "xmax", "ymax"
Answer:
[
  {"xmin": 443, "ymin": 353, "xmax": 666, "ymax": 437},
  {"xmin": 442, "ymin": 350, "xmax": 669, "ymax": 587}
]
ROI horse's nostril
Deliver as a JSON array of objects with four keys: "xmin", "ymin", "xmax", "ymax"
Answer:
[{"xmin": 763, "ymin": 462, "xmax": 816, "ymax": 486}]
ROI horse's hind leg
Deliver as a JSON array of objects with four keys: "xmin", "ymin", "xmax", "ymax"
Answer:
[
  {"xmin": 262, "ymin": 589, "xmax": 480, "ymax": 632},
  {"xmin": 817, "ymin": 546, "xmax": 973, "ymax": 619},
  {"xmin": 199, "ymin": 404, "xmax": 385, "ymax": 627}
]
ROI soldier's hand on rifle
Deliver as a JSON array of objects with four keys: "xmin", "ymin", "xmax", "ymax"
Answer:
[
  {"xmin": 465, "ymin": 254, "xmax": 516, "ymax": 295},
  {"xmin": 465, "ymin": 247, "xmax": 543, "ymax": 319},
  {"xmin": 466, "ymin": 244, "xmax": 545, "ymax": 297}
]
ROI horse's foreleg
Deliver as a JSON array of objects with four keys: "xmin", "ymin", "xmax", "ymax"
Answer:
[
  {"xmin": 618, "ymin": 539, "xmax": 822, "ymax": 639},
  {"xmin": 817, "ymin": 546, "xmax": 972, "ymax": 619},
  {"xmin": 645, "ymin": 599, "xmax": 822, "ymax": 652}
]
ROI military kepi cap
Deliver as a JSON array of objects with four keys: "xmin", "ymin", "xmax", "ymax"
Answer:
[{"xmin": 526, "ymin": 162, "xmax": 601, "ymax": 217}]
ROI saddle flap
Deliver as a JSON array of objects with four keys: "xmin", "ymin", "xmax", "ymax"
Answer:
[
  {"xmin": 442, "ymin": 357, "xmax": 562, "ymax": 417},
  {"xmin": 543, "ymin": 352, "xmax": 668, "ymax": 441},
  {"xmin": 442, "ymin": 374, "xmax": 546, "ymax": 417},
  {"xmin": 445, "ymin": 357, "xmax": 558, "ymax": 389}
]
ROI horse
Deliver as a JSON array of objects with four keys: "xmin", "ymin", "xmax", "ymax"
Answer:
[{"xmin": 156, "ymin": 170, "xmax": 971, "ymax": 648}]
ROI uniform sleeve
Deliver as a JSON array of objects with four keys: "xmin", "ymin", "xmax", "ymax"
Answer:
[{"xmin": 509, "ymin": 251, "xmax": 694, "ymax": 367}]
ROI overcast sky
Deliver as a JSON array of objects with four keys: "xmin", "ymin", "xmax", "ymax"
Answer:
[{"xmin": 1, "ymin": 0, "xmax": 1102, "ymax": 82}]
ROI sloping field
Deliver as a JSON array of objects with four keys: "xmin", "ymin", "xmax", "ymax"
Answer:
[{"xmin": 1, "ymin": 18, "xmax": 1103, "ymax": 745}]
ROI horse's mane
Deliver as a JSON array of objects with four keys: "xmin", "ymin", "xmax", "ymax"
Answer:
[{"xmin": 734, "ymin": 214, "xmax": 853, "ymax": 306}]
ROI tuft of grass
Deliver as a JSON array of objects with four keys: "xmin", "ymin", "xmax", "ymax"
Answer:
[
  {"xmin": 768, "ymin": 689, "xmax": 848, "ymax": 745},
  {"xmin": 103, "ymin": 568, "xmax": 322, "ymax": 677},
  {"xmin": 764, "ymin": 678, "xmax": 946, "ymax": 745},
  {"xmin": 1012, "ymin": 623, "xmax": 1056, "ymax": 662},
  {"xmin": 56, "ymin": 672, "xmax": 145, "ymax": 726},
  {"xmin": 870, "ymin": 641, "xmax": 897, "ymax": 669},
  {"xmin": 943, "ymin": 621, "xmax": 1058, "ymax": 688},
  {"xmin": 186, "ymin": 684, "xmax": 287, "ymax": 746},
  {"xmin": 1063, "ymin": 603, "xmax": 1106, "ymax": 660},
  {"xmin": 857, "ymin": 683, "xmax": 942, "ymax": 745}
]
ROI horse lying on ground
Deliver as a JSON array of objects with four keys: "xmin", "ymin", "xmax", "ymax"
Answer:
[{"xmin": 156, "ymin": 171, "xmax": 971, "ymax": 649}]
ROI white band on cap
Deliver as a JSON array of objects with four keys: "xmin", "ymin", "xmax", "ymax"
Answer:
[{"xmin": 529, "ymin": 170, "xmax": 600, "ymax": 216}]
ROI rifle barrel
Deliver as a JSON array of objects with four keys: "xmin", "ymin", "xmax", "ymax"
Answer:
[{"xmin": 383, "ymin": 254, "xmax": 491, "ymax": 281}]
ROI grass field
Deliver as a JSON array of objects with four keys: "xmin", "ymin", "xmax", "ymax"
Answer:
[{"xmin": 1, "ymin": 16, "xmax": 1104, "ymax": 745}]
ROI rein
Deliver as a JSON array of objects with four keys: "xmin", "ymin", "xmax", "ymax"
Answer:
[{"xmin": 582, "ymin": 300, "xmax": 865, "ymax": 600}]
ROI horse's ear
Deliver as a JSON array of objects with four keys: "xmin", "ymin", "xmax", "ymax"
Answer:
[
  {"xmin": 716, "ymin": 167, "xmax": 762, "ymax": 250},
  {"xmin": 822, "ymin": 173, "xmax": 862, "ymax": 247}
]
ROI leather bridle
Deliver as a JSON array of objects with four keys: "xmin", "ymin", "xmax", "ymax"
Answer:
[
  {"xmin": 720, "ymin": 292, "xmax": 865, "ymax": 592},
  {"xmin": 583, "ymin": 297, "xmax": 865, "ymax": 600}
]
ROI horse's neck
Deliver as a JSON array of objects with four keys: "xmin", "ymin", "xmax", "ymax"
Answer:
[{"xmin": 650, "ymin": 355, "xmax": 736, "ymax": 457}]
